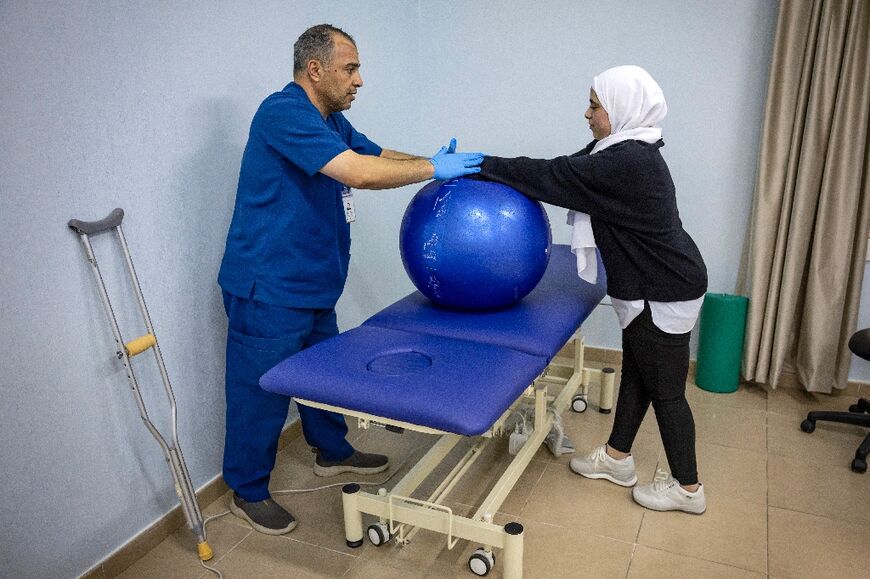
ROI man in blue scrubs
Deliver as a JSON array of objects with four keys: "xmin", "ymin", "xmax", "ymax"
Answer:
[{"xmin": 218, "ymin": 24, "xmax": 483, "ymax": 534}]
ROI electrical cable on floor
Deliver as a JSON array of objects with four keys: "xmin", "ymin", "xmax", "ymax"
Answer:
[
  {"xmin": 197, "ymin": 445, "xmax": 425, "ymax": 577},
  {"xmin": 200, "ymin": 551, "xmax": 224, "ymax": 578}
]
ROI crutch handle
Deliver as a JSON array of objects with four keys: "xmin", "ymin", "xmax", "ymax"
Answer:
[{"xmin": 68, "ymin": 208, "xmax": 125, "ymax": 235}]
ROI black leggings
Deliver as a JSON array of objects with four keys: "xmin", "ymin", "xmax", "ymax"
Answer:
[{"xmin": 607, "ymin": 305, "xmax": 699, "ymax": 486}]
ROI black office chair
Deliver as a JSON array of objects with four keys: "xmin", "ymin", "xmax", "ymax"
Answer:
[{"xmin": 800, "ymin": 328, "xmax": 870, "ymax": 473}]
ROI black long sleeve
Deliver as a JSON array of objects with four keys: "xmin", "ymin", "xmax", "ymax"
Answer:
[
  {"xmin": 480, "ymin": 140, "xmax": 682, "ymax": 232},
  {"xmin": 477, "ymin": 139, "xmax": 707, "ymax": 302}
]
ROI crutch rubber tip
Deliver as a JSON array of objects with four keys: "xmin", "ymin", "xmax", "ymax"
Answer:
[{"xmin": 197, "ymin": 541, "xmax": 214, "ymax": 561}]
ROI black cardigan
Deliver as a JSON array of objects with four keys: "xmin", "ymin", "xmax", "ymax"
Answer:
[{"xmin": 477, "ymin": 139, "xmax": 707, "ymax": 302}]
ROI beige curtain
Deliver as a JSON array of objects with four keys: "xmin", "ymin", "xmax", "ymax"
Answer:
[{"xmin": 738, "ymin": 0, "xmax": 870, "ymax": 393}]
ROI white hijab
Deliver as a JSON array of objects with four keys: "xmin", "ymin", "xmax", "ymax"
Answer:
[{"xmin": 569, "ymin": 65, "xmax": 668, "ymax": 283}]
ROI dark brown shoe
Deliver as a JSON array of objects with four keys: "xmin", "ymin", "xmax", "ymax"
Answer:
[
  {"xmin": 313, "ymin": 450, "xmax": 389, "ymax": 477},
  {"xmin": 230, "ymin": 494, "xmax": 297, "ymax": 534}
]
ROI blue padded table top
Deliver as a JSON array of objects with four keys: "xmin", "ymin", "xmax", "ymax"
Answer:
[
  {"xmin": 260, "ymin": 243, "xmax": 605, "ymax": 436},
  {"xmin": 260, "ymin": 325, "xmax": 548, "ymax": 436},
  {"xmin": 364, "ymin": 244, "xmax": 606, "ymax": 360}
]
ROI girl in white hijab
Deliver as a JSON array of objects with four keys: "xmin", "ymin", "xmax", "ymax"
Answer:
[{"xmin": 477, "ymin": 65, "xmax": 708, "ymax": 514}]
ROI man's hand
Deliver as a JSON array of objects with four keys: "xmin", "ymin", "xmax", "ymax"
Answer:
[{"xmin": 430, "ymin": 138, "xmax": 484, "ymax": 180}]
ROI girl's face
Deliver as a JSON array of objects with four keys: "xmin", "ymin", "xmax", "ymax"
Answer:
[{"xmin": 584, "ymin": 88, "xmax": 611, "ymax": 140}]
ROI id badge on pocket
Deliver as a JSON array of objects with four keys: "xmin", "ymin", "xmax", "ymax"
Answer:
[{"xmin": 342, "ymin": 186, "xmax": 356, "ymax": 223}]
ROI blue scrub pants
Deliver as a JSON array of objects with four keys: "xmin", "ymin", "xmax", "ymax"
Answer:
[{"xmin": 222, "ymin": 290, "xmax": 354, "ymax": 502}]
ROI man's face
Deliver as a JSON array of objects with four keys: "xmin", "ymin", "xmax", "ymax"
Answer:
[
  {"xmin": 317, "ymin": 36, "xmax": 363, "ymax": 114},
  {"xmin": 584, "ymin": 88, "xmax": 611, "ymax": 140}
]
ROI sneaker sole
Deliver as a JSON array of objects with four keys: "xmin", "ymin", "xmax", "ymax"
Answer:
[
  {"xmin": 229, "ymin": 501, "xmax": 298, "ymax": 535},
  {"xmin": 570, "ymin": 466, "xmax": 637, "ymax": 487},
  {"xmin": 313, "ymin": 462, "xmax": 390, "ymax": 478},
  {"xmin": 630, "ymin": 495, "xmax": 707, "ymax": 515}
]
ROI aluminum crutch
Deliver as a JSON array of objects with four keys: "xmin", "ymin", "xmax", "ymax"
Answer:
[{"xmin": 68, "ymin": 208, "xmax": 213, "ymax": 562}]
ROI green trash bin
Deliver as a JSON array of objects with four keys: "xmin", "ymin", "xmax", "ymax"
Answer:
[{"xmin": 695, "ymin": 293, "xmax": 749, "ymax": 393}]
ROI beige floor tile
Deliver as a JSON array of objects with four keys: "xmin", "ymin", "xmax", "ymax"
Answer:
[
  {"xmin": 768, "ymin": 454, "xmax": 870, "ymax": 526},
  {"xmin": 201, "ymin": 490, "xmax": 234, "ymax": 521},
  {"xmin": 208, "ymin": 532, "xmax": 356, "ymax": 578},
  {"xmin": 636, "ymin": 494, "xmax": 767, "ymax": 573},
  {"xmin": 695, "ymin": 441, "xmax": 767, "ymax": 505},
  {"xmin": 628, "ymin": 544, "xmax": 764, "ymax": 578},
  {"xmin": 692, "ymin": 403, "xmax": 767, "ymax": 452},
  {"xmin": 558, "ymin": 397, "xmax": 620, "ymax": 441},
  {"xmin": 118, "ymin": 518, "xmax": 250, "ymax": 579},
  {"xmin": 687, "ymin": 382, "xmax": 768, "ymax": 412},
  {"xmin": 433, "ymin": 442, "xmax": 549, "ymax": 518},
  {"xmin": 520, "ymin": 462, "xmax": 644, "ymax": 543},
  {"xmin": 767, "ymin": 387, "xmax": 856, "ymax": 419},
  {"xmin": 520, "ymin": 521, "xmax": 634, "ymax": 578},
  {"xmin": 767, "ymin": 411, "xmax": 866, "ymax": 468},
  {"xmin": 768, "ymin": 507, "xmax": 870, "ymax": 578},
  {"xmin": 274, "ymin": 486, "xmax": 366, "ymax": 554},
  {"xmin": 343, "ymin": 556, "xmax": 434, "ymax": 579}
]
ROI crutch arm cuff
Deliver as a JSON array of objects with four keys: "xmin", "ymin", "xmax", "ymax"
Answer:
[{"xmin": 68, "ymin": 208, "xmax": 125, "ymax": 235}]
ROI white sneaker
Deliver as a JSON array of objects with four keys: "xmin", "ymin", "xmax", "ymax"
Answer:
[
  {"xmin": 632, "ymin": 469, "xmax": 706, "ymax": 514},
  {"xmin": 569, "ymin": 444, "xmax": 638, "ymax": 487}
]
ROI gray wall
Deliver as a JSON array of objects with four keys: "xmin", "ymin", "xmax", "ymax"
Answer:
[{"xmin": 4, "ymin": 1, "xmax": 849, "ymax": 577}]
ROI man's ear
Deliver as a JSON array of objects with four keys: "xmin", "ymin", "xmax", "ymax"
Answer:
[{"xmin": 306, "ymin": 59, "xmax": 323, "ymax": 82}]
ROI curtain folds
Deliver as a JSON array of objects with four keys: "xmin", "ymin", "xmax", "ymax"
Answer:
[{"xmin": 738, "ymin": 0, "xmax": 870, "ymax": 393}]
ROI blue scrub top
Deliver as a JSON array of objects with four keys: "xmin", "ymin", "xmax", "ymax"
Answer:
[{"xmin": 219, "ymin": 83, "xmax": 382, "ymax": 308}]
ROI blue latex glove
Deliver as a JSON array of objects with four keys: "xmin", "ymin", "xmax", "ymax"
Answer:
[{"xmin": 430, "ymin": 138, "xmax": 485, "ymax": 180}]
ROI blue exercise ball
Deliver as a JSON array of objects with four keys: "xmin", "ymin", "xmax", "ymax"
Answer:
[{"xmin": 399, "ymin": 177, "xmax": 552, "ymax": 310}]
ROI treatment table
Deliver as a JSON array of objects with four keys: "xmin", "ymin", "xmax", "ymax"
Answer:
[{"xmin": 260, "ymin": 244, "xmax": 612, "ymax": 578}]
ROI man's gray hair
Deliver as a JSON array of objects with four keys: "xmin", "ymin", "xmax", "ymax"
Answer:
[{"xmin": 293, "ymin": 24, "xmax": 355, "ymax": 74}]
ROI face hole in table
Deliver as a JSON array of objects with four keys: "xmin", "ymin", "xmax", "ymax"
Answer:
[{"xmin": 366, "ymin": 351, "xmax": 433, "ymax": 375}]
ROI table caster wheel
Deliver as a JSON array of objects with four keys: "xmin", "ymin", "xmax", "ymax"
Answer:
[
  {"xmin": 367, "ymin": 522, "xmax": 391, "ymax": 546},
  {"xmin": 800, "ymin": 419, "xmax": 815, "ymax": 433},
  {"xmin": 468, "ymin": 548, "xmax": 495, "ymax": 576},
  {"xmin": 571, "ymin": 395, "xmax": 588, "ymax": 413}
]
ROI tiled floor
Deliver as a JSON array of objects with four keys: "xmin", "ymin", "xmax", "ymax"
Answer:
[{"xmin": 118, "ymin": 371, "xmax": 870, "ymax": 578}]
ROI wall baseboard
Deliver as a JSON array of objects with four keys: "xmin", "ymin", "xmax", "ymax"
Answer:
[{"xmin": 80, "ymin": 421, "xmax": 303, "ymax": 579}]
